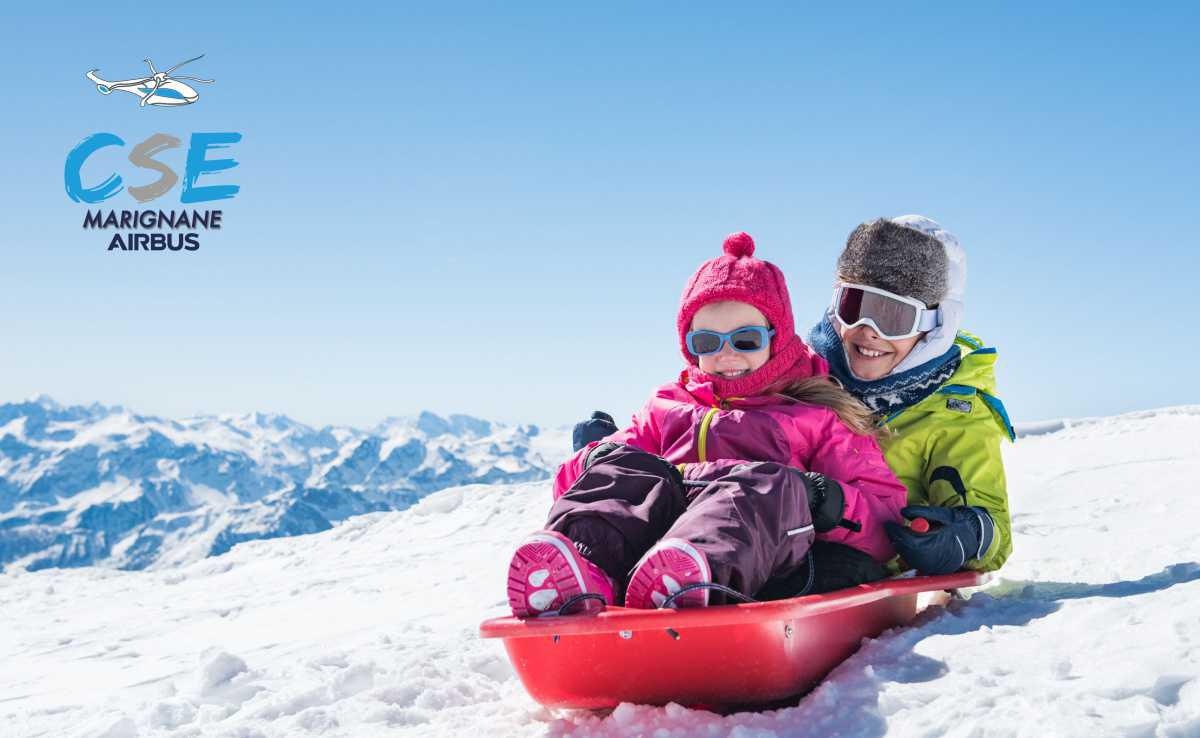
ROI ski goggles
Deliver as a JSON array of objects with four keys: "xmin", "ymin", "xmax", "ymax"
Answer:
[
  {"xmin": 831, "ymin": 283, "xmax": 940, "ymax": 340},
  {"xmin": 685, "ymin": 326, "xmax": 775, "ymax": 356}
]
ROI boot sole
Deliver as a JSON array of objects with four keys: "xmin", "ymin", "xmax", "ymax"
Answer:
[
  {"xmin": 508, "ymin": 532, "xmax": 590, "ymax": 618},
  {"xmin": 625, "ymin": 538, "xmax": 711, "ymax": 609}
]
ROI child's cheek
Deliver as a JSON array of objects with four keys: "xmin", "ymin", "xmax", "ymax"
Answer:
[{"xmin": 750, "ymin": 347, "xmax": 770, "ymax": 371}]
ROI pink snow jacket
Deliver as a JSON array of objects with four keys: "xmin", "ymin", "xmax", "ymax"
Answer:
[{"xmin": 554, "ymin": 374, "xmax": 907, "ymax": 562}]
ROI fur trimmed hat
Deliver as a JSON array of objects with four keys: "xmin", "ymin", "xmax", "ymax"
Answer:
[{"xmin": 836, "ymin": 219, "xmax": 949, "ymax": 307}]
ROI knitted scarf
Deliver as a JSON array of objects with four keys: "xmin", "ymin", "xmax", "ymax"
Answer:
[{"xmin": 808, "ymin": 313, "xmax": 961, "ymax": 416}]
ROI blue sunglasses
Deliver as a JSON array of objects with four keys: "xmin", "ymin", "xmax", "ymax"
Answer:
[{"xmin": 685, "ymin": 326, "xmax": 775, "ymax": 356}]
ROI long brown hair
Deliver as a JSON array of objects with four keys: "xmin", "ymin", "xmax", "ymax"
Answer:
[{"xmin": 774, "ymin": 376, "xmax": 880, "ymax": 437}]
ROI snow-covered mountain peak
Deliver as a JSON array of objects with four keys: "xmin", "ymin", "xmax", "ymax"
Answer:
[{"xmin": 0, "ymin": 397, "xmax": 567, "ymax": 573}]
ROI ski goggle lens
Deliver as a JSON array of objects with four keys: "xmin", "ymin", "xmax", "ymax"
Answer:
[
  {"xmin": 686, "ymin": 326, "xmax": 774, "ymax": 356},
  {"xmin": 834, "ymin": 285, "xmax": 923, "ymax": 338}
]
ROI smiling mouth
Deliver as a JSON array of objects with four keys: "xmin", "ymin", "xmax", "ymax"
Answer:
[
  {"xmin": 853, "ymin": 345, "xmax": 891, "ymax": 359},
  {"xmin": 716, "ymin": 369, "xmax": 750, "ymax": 378}
]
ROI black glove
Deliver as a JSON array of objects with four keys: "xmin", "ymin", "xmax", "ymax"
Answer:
[
  {"xmin": 572, "ymin": 410, "xmax": 618, "ymax": 452},
  {"xmin": 582, "ymin": 441, "xmax": 624, "ymax": 470},
  {"xmin": 798, "ymin": 472, "xmax": 846, "ymax": 533},
  {"xmin": 885, "ymin": 505, "xmax": 996, "ymax": 575}
]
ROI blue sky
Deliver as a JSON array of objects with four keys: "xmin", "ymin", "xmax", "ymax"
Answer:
[{"xmin": 0, "ymin": 2, "xmax": 1196, "ymax": 429}]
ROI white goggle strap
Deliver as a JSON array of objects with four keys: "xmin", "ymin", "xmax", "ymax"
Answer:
[{"xmin": 917, "ymin": 307, "xmax": 941, "ymax": 332}]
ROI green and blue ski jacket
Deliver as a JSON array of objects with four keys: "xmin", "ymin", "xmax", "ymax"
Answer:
[{"xmin": 878, "ymin": 331, "xmax": 1015, "ymax": 572}]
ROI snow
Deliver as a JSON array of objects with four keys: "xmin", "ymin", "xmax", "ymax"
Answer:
[
  {"xmin": 27, "ymin": 478, "xmax": 146, "ymax": 522},
  {"xmin": 0, "ymin": 416, "xmax": 27, "ymax": 439},
  {"xmin": 3, "ymin": 406, "xmax": 1200, "ymax": 737}
]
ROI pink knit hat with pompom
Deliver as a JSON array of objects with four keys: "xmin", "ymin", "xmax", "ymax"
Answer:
[{"xmin": 677, "ymin": 232, "xmax": 828, "ymax": 398}]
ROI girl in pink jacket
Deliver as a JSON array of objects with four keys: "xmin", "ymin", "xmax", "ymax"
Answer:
[{"xmin": 507, "ymin": 233, "xmax": 906, "ymax": 617}]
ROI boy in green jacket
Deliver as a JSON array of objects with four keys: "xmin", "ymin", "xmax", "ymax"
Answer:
[{"xmin": 807, "ymin": 215, "xmax": 1013, "ymax": 574}]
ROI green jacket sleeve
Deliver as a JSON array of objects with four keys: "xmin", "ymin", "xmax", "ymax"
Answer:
[{"xmin": 922, "ymin": 416, "xmax": 1013, "ymax": 571}]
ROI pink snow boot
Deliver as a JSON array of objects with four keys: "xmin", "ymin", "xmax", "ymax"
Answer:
[
  {"xmin": 507, "ymin": 531, "xmax": 615, "ymax": 618},
  {"xmin": 624, "ymin": 538, "xmax": 712, "ymax": 609}
]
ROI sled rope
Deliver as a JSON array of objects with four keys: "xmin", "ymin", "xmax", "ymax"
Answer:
[
  {"xmin": 553, "ymin": 592, "xmax": 608, "ymax": 616},
  {"xmin": 659, "ymin": 582, "xmax": 758, "ymax": 609}
]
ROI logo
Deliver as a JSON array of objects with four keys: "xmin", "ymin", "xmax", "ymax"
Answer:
[
  {"xmin": 946, "ymin": 398, "xmax": 973, "ymax": 414},
  {"xmin": 86, "ymin": 54, "xmax": 213, "ymax": 108},
  {"xmin": 67, "ymin": 54, "xmax": 239, "ymax": 252}
]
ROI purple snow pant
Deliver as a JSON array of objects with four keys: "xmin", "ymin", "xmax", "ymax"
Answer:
[{"xmin": 546, "ymin": 445, "xmax": 815, "ymax": 605}]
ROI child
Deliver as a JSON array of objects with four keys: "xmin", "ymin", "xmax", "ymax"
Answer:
[
  {"xmin": 507, "ymin": 233, "xmax": 907, "ymax": 617},
  {"xmin": 808, "ymin": 216, "xmax": 1014, "ymax": 575}
]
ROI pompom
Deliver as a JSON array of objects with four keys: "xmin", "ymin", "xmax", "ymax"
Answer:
[{"xmin": 723, "ymin": 232, "xmax": 755, "ymax": 258}]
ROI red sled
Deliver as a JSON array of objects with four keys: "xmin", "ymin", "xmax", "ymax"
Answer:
[{"xmin": 479, "ymin": 571, "xmax": 988, "ymax": 710}]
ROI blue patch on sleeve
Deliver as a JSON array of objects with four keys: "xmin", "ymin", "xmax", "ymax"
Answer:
[{"xmin": 979, "ymin": 392, "xmax": 1016, "ymax": 441}]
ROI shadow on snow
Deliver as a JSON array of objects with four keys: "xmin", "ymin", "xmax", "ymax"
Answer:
[{"xmin": 543, "ymin": 562, "xmax": 1200, "ymax": 738}]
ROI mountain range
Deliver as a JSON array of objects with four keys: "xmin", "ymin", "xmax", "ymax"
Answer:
[{"xmin": 0, "ymin": 396, "xmax": 565, "ymax": 572}]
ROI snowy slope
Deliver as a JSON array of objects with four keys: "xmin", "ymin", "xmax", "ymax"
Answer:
[
  {"xmin": 0, "ymin": 397, "xmax": 564, "ymax": 572},
  {"xmin": 4, "ymin": 406, "xmax": 1200, "ymax": 737}
]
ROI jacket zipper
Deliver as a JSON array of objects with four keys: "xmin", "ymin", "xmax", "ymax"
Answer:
[{"xmin": 697, "ymin": 407, "xmax": 719, "ymax": 462}]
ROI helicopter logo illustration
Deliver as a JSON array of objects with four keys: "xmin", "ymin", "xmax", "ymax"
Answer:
[{"xmin": 86, "ymin": 54, "xmax": 214, "ymax": 108}]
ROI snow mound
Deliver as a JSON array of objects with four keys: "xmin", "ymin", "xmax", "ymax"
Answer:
[
  {"xmin": 4, "ymin": 407, "xmax": 1200, "ymax": 737},
  {"xmin": 1015, "ymin": 404, "xmax": 1200, "ymax": 438}
]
